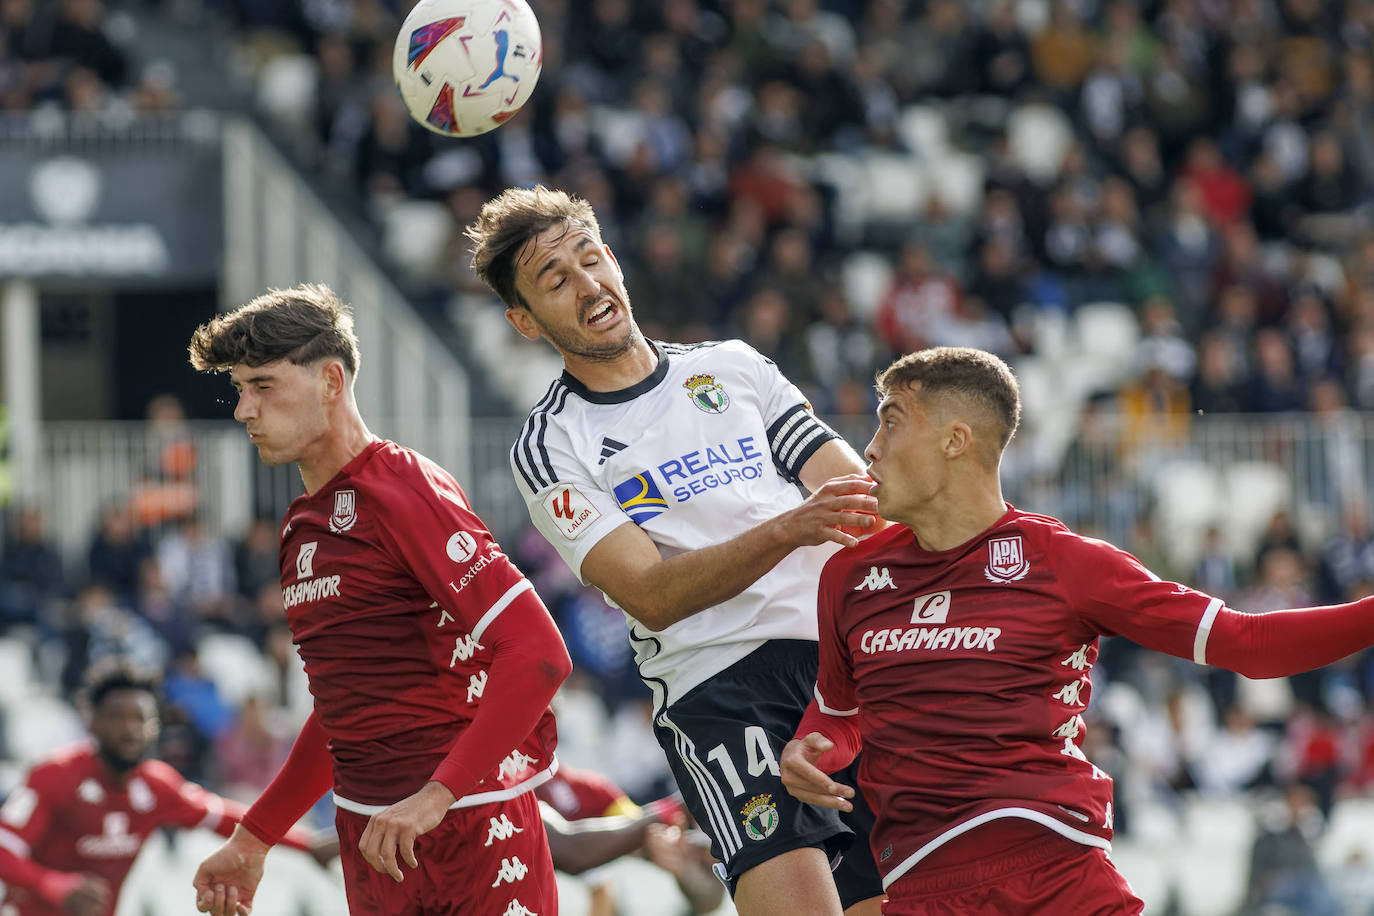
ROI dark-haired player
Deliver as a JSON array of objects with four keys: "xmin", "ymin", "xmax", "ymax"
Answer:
[
  {"xmin": 782, "ymin": 346, "xmax": 1374, "ymax": 915},
  {"xmin": 0, "ymin": 661, "xmax": 320, "ymax": 916},
  {"xmin": 186, "ymin": 284, "xmax": 571, "ymax": 916}
]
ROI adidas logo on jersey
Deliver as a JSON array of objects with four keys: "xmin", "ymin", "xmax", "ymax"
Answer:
[
  {"xmin": 597, "ymin": 437, "xmax": 628, "ymax": 465},
  {"xmin": 854, "ymin": 567, "xmax": 896, "ymax": 591}
]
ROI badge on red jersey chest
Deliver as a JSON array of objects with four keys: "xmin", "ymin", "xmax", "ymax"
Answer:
[
  {"xmin": 984, "ymin": 534, "xmax": 1030, "ymax": 583},
  {"xmin": 329, "ymin": 489, "xmax": 357, "ymax": 533}
]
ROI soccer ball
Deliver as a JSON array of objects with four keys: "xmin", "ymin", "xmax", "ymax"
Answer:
[{"xmin": 392, "ymin": 0, "xmax": 542, "ymax": 138}]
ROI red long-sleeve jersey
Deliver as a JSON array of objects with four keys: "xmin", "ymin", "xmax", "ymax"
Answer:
[
  {"xmin": 0, "ymin": 744, "xmax": 308, "ymax": 916},
  {"xmin": 800, "ymin": 507, "xmax": 1374, "ymax": 890},
  {"xmin": 242, "ymin": 440, "xmax": 570, "ymax": 841}
]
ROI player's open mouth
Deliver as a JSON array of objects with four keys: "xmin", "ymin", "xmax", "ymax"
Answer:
[{"xmin": 586, "ymin": 300, "xmax": 617, "ymax": 327}]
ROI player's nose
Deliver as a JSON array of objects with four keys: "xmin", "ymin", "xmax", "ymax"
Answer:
[{"xmin": 233, "ymin": 392, "xmax": 255, "ymax": 423}]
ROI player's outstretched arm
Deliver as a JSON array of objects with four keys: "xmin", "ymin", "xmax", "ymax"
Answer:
[
  {"xmin": 583, "ymin": 473, "xmax": 878, "ymax": 631},
  {"xmin": 193, "ymin": 824, "xmax": 267, "ymax": 916},
  {"xmin": 780, "ymin": 733, "xmax": 857, "ymax": 813}
]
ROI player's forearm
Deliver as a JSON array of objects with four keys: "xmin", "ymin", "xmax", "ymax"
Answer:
[
  {"xmin": 430, "ymin": 597, "xmax": 571, "ymax": 796},
  {"xmin": 543, "ymin": 809, "xmax": 654, "ymax": 874},
  {"xmin": 240, "ymin": 712, "xmax": 334, "ymax": 847},
  {"xmin": 1203, "ymin": 597, "xmax": 1374, "ymax": 678},
  {"xmin": 617, "ymin": 519, "xmax": 798, "ymax": 630},
  {"xmin": 795, "ymin": 700, "xmax": 863, "ymax": 772},
  {"xmin": 215, "ymin": 797, "xmax": 316, "ymax": 853},
  {"xmin": 0, "ymin": 841, "xmax": 78, "ymax": 904}
]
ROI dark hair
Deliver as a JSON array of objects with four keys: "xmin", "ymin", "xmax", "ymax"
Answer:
[
  {"xmin": 82, "ymin": 658, "xmax": 160, "ymax": 710},
  {"xmin": 876, "ymin": 347, "xmax": 1022, "ymax": 450},
  {"xmin": 188, "ymin": 283, "xmax": 360, "ymax": 377},
  {"xmin": 465, "ymin": 185, "xmax": 602, "ymax": 310}
]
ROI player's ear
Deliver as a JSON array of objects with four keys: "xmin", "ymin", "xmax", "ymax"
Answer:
[
  {"xmin": 322, "ymin": 359, "xmax": 348, "ymax": 399},
  {"xmin": 505, "ymin": 306, "xmax": 542, "ymax": 342},
  {"xmin": 944, "ymin": 421, "xmax": 972, "ymax": 459}
]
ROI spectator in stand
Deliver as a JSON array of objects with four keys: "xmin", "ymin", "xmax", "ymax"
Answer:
[
  {"xmin": 875, "ymin": 242, "xmax": 961, "ymax": 355},
  {"xmin": 0, "ymin": 506, "xmax": 64, "ymax": 634},
  {"xmin": 1243, "ymin": 783, "xmax": 1342, "ymax": 916},
  {"xmin": 86, "ymin": 502, "xmax": 151, "ymax": 608}
]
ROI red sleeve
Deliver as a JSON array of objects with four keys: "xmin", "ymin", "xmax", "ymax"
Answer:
[
  {"xmin": 793, "ymin": 555, "xmax": 864, "ymax": 774},
  {"xmin": 0, "ymin": 765, "xmax": 82, "ymax": 905},
  {"xmin": 140, "ymin": 761, "xmax": 316, "ymax": 852},
  {"xmin": 429, "ymin": 587, "xmax": 571, "ymax": 796},
  {"xmin": 382, "ymin": 460, "xmax": 535, "ymax": 637},
  {"xmin": 1063, "ymin": 532, "xmax": 1219, "ymax": 657},
  {"xmin": 240, "ymin": 712, "xmax": 333, "ymax": 847},
  {"xmin": 1203, "ymin": 597, "xmax": 1374, "ymax": 678}
]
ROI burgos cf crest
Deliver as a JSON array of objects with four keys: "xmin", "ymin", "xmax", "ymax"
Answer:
[
  {"xmin": 613, "ymin": 472, "xmax": 668, "ymax": 524},
  {"xmin": 984, "ymin": 534, "xmax": 1030, "ymax": 582},
  {"xmin": 741, "ymin": 794, "xmax": 779, "ymax": 841},
  {"xmin": 329, "ymin": 489, "xmax": 357, "ymax": 533},
  {"xmin": 684, "ymin": 373, "xmax": 729, "ymax": 414}
]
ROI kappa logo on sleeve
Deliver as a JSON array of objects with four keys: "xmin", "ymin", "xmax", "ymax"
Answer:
[{"xmin": 542, "ymin": 485, "xmax": 600, "ymax": 539}]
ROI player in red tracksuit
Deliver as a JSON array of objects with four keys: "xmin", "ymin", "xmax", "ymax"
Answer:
[
  {"xmin": 781, "ymin": 347, "xmax": 1374, "ymax": 915},
  {"xmin": 186, "ymin": 284, "xmax": 571, "ymax": 916},
  {"xmin": 0, "ymin": 662, "xmax": 319, "ymax": 916}
]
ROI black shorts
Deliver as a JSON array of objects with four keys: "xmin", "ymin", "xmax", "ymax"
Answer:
[{"xmin": 651, "ymin": 639, "xmax": 882, "ymax": 908}]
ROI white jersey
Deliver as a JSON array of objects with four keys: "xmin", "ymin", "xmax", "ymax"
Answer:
[{"xmin": 512, "ymin": 339, "xmax": 843, "ymax": 710}]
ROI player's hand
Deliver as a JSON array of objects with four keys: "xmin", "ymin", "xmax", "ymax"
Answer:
[
  {"xmin": 358, "ymin": 780, "xmax": 455, "ymax": 882},
  {"xmin": 60, "ymin": 875, "xmax": 111, "ymax": 916},
  {"xmin": 307, "ymin": 828, "xmax": 341, "ymax": 868},
  {"xmin": 780, "ymin": 733, "xmax": 855, "ymax": 813},
  {"xmin": 642, "ymin": 822, "xmax": 690, "ymax": 877},
  {"xmin": 193, "ymin": 824, "xmax": 268, "ymax": 916},
  {"xmin": 779, "ymin": 474, "xmax": 879, "ymax": 549}
]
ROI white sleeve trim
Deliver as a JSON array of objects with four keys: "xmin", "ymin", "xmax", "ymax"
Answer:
[
  {"xmin": 0, "ymin": 825, "xmax": 30, "ymax": 857},
  {"xmin": 814, "ymin": 685, "xmax": 859, "ymax": 717},
  {"xmin": 1193, "ymin": 597, "xmax": 1224, "ymax": 665},
  {"xmin": 471, "ymin": 580, "xmax": 534, "ymax": 643}
]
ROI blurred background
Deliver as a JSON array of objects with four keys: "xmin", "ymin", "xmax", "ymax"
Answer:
[{"xmin": 4, "ymin": 0, "xmax": 1374, "ymax": 913}]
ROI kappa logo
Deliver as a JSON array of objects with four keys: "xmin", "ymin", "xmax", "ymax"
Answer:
[
  {"xmin": 449, "ymin": 634, "xmax": 483, "ymax": 667},
  {"xmin": 329, "ymin": 489, "xmax": 357, "ymax": 533},
  {"xmin": 484, "ymin": 814, "xmax": 524, "ymax": 847},
  {"xmin": 984, "ymin": 535, "xmax": 1030, "ymax": 582},
  {"xmin": 295, "ymin": 542, "xmax": 317, "ymax": 580},
  {"xmin": 498, "ymin": 750, "xmax": 538, "ymax": 780},
  {"xmin": 854, "ymin": 567, "xmax": 896, "ymax": 591},
  {"xmin": 491, "ymin": 856, "xmax": 529, "ymax": 887},
  {"xmin": 542, "ymin": 485, "xmax": 601, "ymax": 540},
  {"xmin": 467, "ymin": 670, "xmax": 488, "ymax": 703},
  {"xmin": 502, "ymin": 900, "xmax": 538, "ymax": 916}
]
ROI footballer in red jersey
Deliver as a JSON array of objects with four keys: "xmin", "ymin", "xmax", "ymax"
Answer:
[
  {"xmin": 186, "ymin": 285, "xmax": 571, "ymax": 916},
  {"xmin": 782, "ymin": 347, "xmax": 1374, "ymax": 915},
  {"xmin": 0, "ymin": 662, "xmax": 319, "ymax": 916}
]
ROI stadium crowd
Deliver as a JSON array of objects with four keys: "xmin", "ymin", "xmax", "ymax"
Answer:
[{"xmin": 6, "ymin": 0, "xmax": 1374, "ymax": 912}]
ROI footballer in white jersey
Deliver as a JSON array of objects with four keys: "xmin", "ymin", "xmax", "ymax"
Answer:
[{"xmin": 513, "ymin": 338, "xmax": 841, "ymax": 710}]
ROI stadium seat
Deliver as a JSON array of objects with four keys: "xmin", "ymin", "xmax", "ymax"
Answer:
[
  {"xmin": 1006, "ymin": 103, "xmax": 1074, "ymax": 183},
  {"xmin": 381, "ymin": 199, "xmax": 456, "ymax": 279},
  {"xmin": 925, "ymin": 151, "xmax": 985, "ymax": 218},
  {"xmin": 896, "ymin": 104, "xmax": 951, "ymax": 158},
  {"xmin": 1221, "ymin": 461, "xmax": 1290, "ymax": 560},
  {"xmin": 4, "ymin": 694, "xmax": 84, "ymax": 767},
  {"xmin": 196, "ymin": 633, "xmax": 278, "ymax": 708},
  {"xmin": 859, "ymin": 153, "xmax": 928, "ymax": 222},
  {"xmin": 255, "ymin": 54, "xmax": 319, "ymax": 130},
  {"xmin": 840, "ymin": 251, "xmax": 894, "ymax": 322},
  {"xmin": 1152, "ymin": 460, "xmax": 1223, "ymax": 570},
  {"xmin": 0, "ymin": 637, "xmax": 36, "ymax": 704}
]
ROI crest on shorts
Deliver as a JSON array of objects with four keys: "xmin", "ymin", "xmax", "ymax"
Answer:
[
  {"xmin": 984, "ymin": 534, "xmax": 1029, "ymax": 583},
  {"xmin": 684, "ymin": 373, "xmax": 730, "ymax": 414},
  {"xmin": 329, "ymin": 489, "xmax": 357, "ymax": 533},
  {"xmin": 740, "ymin": 794, "xmax": 779, "ymax": 841}
]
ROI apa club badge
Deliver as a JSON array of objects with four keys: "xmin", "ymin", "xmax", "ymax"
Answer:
[
  {"xmin": 684, "ymin": 373, "xmax": 729, "ymax": 414},
  {"xmin": 329, "ymin": 489, "xmax": 357, "ymax": 533},
  {"xmin": 741, "ymin": 793, "xmax": 779, "ymax": 841},
  {"xmin": 984, "ymin": 534, "xmax": 1029, "ymax": 582}
]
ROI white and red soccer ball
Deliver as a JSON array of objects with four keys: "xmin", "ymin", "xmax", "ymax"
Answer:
[{"xmin": 392, "ymin": 0, "xmax": 542, "ymax": 138}]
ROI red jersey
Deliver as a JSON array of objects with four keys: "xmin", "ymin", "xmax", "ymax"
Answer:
[
  {"xmin": 278, "ymin": 439, "xmax": 557, "ymax": 807},
  {"xmin": 0, "ymin": 744, "xmax": 234, "ymax": 916},
  {"xmin": 535, "ymin": 766, "xmax": 634, "ymax": 821},
  {"xmin": 814, "ymin": 507, "xmax": 1220, "ymax": 889}
]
